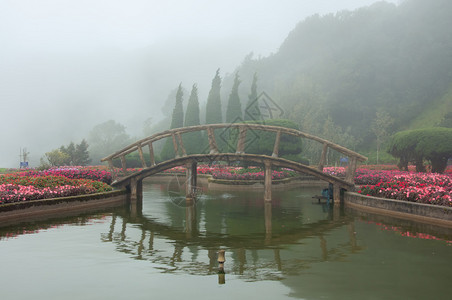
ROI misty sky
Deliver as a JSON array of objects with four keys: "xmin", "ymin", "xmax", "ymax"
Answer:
[{"xmin": 0, "ymin": 0, "xmax": 397, "ymax": 167}]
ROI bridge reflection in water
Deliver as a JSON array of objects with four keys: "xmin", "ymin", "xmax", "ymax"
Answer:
[{"xmin": 101, "ymin": 181, "xmax": 363, "ymax": 283}]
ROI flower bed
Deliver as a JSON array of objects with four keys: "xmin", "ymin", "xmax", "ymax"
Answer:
[
  {"xmin": 358, "ymin": 173, "xmax": 452, "ymax": 207},
  {"xmin": 0, "ymin": 167, "xmax": 113, "ymax": 205},
  {"xmin": 323, "ymin": 166, "xmax": 452, "ymax": 207},
  {"xmin": 162, "ymin": 165, "xmax": 298, "ymax": 180}
]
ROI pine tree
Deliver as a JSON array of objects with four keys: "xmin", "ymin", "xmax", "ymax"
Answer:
[
  {"xmin": 74, "ymin": 139, "xmax": 91, "ymax": 166},
  {"xmin": 161, "ymin": 84, "xmax": 184, "ymax": 160},
  {"xmin": 244, "ymin": 72, "xmax": 261, "ymax": 121},
  {"xmin": 205, "ymin": 69, "xmax": 222, "ymax": 124},
  {"xmin": 226, "ymin": 72, "xmax": 242, "ymax": 123},
  {"xmin": 183, "ymin": 84, "xmax": 204, "ymax": 154},
  {"xmin": 61, "ymin": 142, "xmax": 76, "ymax": 165}
]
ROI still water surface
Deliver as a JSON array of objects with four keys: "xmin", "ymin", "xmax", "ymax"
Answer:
[{"xmin": 1, "ymin": 179, "xmax": 451, "ymax": 300}]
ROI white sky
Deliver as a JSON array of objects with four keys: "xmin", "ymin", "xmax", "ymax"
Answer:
[{"xmin": 0, "ymin": 0, "xmax": 398, "ymax": 167}]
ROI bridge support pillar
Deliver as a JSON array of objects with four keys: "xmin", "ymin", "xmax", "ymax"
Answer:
[
  {"xmin": 129, "ymin": 177, "xmax": 143, "ymax": 202},
  {"xmin": 264, "ymin": 161, "xmax": 272, "ymax": 202},
  {"xmin": 186, "ymin": 161, "xmax": 198, "ymax": 199},
  {"xmin": 332, "ymin": 184, "xmax": 343, "ymax": 204}
]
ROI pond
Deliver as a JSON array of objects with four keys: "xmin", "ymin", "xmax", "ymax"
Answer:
[{"xmin": 1, "ymin": 179, "xmax": 451, "ymax": 300}]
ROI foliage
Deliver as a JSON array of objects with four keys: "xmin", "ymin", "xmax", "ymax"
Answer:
[
  {"xmin": 234, "ymin": 0, "xmax": 452, "ymax": 150},
  {"xmin": 226, "ymin": 73, "xmax": 242, "ymax": 123},
  {"xmin": 371, "ymin": 110, "xmax": 394, "ymax": 164},
  {"xmin": 387, "ymin": 127, "xmax": 452, "ymax": 173}
]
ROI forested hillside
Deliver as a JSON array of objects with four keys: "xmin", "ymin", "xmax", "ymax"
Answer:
[{"xmin": 230, "ymin": 0, "xmax": 452, "ymax": 157}]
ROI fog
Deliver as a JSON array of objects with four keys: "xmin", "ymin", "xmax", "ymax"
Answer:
[{"xmin": 0, "ymin": 0, "xmax": 396, "ymax": 167}]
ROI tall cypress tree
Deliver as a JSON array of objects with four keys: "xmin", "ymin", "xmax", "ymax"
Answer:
[
  {"xmin": 244, "ymin": 72, "xmax": 261, "ymax": 121},
  {"xmin": 161, "ymin": 84, "xmax": 184, "ymax": 160},
  {"xmin": 170, "ymin": 83, "xmax": 184, "ymax": 129},
  {"xmin": 226, "ymin": 72, "xmax": 242, "ymax": 123},
  {"xmin": 205, "ymin": 69, "xmax": 222, "ymax": 124},
  {"xmin": 183, "ymin": 84, "xmax": 204, "ymax": 154}
]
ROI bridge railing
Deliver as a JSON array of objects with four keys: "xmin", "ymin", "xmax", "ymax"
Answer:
[{"xmin": 101, "ymin": 124, "xmax": 367, "ymax": 183}]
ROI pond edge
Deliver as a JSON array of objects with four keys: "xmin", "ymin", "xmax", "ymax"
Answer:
[
  {"xmin": 344, "ymin": 191, "xmax": 452, "ymax": 227},
  {"xmin": 0, "ymin": 190, "xmax": 127, "ymax": 226}
]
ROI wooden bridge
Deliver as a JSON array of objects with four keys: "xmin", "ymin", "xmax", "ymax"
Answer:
[{"xmin": 101, "ymin": 123, "xmax": 367, "ymax": 203}]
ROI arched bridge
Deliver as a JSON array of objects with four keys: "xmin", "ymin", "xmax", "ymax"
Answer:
[{"xmin": 101, "ymin": 123, "xmax": 367, "ymax": 202}]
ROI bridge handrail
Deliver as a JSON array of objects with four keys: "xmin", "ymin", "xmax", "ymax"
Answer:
[{"xmin": 101, "ymin": 123, "xmax": 367, "ymax": 163}]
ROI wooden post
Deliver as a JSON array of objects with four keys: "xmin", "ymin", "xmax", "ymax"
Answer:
[
  {"xmin": 107, "ymin": 159, "xmax": 114, "ymax": 170},
  {"xmin": 264, "ymin": 202, "xmax": 272, "ymax": 243},
  {"xmin": 148, "ymin": 142, "xmax": 156, "ymax": 166},
  {"xmin": 345, "ymin": 156, "xmax": 358, "ymax": 183},
  {"xmin": 130, "ymin": 177, "xmax": 142, "ymax": 201},
  {"xmin": 272, "ymin": 130, "xmax": 281, "ymax": 157},
  {"xmin": 120, "ymin": 155, "xmax": 127, "ymax": 173},
  {"xmin": 137, "ymin": 145, "xmax": 147, "ymax": 168},
  {"xmin": 333, "ymin": 184, "xmax": 342, "ymax": 204},
  {"xmin": 177, "ymin": 132, "xmax": 187, "ymax": 157},
  {"xmin": 318, "ymin": 143, "xmax": 328, "ymax": 171},
  {"xmin": 264, "ymin": 161, "xmax": 272, "ymax": 202},
  {"xmin": 186, "ymin": 161, "xmax": 197, "ymax": 199},
  {"xmin": 185, "ymin": 200, "xmax": 196, "ymax": 238},
  {"xmin": 235, "ymin": 126, "xmax": 247, "ymax": 154},
  {"xmin": 171, "ymin": 133, "xmax": 180, "ymax": 158},
  {"xmin": 207, "ymin": 127, "xmax": 219, "ymax": 154}
]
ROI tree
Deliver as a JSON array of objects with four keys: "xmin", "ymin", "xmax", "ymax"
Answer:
[
  {"xmin": 388, "ymin": 127, "xmax": 452, "ymax": 173},
  {"xmin": 244, "ymin": 72, "xmax": 261, "ymax": 121},
  {"xmin": 161, "ymin": 84, "xmax": 184, "ymax": 160},
  {"xmin": 183, "ymin": 84, "xmax": 204, "ymax": 154},
  {"xmin": 226, "ymin": 72, "xmax": 242, "ymax": 123},
  {"xmin": 42, "ymin": 150, "xmax": 70, "ymax": 167},
  {"xmin": 371, "ymin": 109, "xmax": 394, "ymax": 164},
  {"xmin": 205, "ymin": 69, "xmax": 222, "ymax": 124},
  {"xmin": 87, "ymin": 120, "xmax": 131, "ymax": 164}
]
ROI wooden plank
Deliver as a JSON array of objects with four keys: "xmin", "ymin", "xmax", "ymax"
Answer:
[
  {"xmin": 345, "ymin": 156, "xmax": 358, "ymax": 183},
  {"xmin": 207, "ymin": 127, "xmax": 219, "ymax": 154},
  {"xmin": 235, "ymin": 126, "xmax": 247, "ymax": 154},
  {"xmin": 137, "ymin": 145, "xmax": 147, "ymax": 168},
  {"xmin": 272, "ymin": 130, "xmax": 281, "ymax": 157},
  {"xmin": 148, "ymin": 142, "xmax": 156, "ymax": 166}
]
